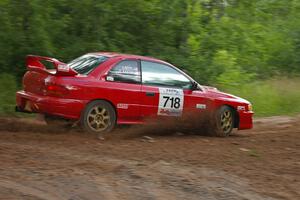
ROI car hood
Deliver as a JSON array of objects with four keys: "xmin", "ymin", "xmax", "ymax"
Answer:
[{"xmin": 202, "ymin": 86, "xmax": 250, "ymax": 104}]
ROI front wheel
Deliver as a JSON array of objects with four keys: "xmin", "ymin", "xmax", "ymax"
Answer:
[
  {"xmin": 80, "ymin": 100, "xmax": 116, "ymax": 134},
  {"xmin": 212, "ymin": 105, "xmax": 234, "ymax": 137}
]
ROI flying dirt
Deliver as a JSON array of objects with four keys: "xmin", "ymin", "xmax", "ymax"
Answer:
[{"xmin": 0, "ymin": 115, "xmax": 299, "ymax": 200}]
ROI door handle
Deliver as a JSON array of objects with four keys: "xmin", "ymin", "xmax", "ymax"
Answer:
[{"xmin": 146, "ymin": 92, "xmax": 155, "ymax": 97}]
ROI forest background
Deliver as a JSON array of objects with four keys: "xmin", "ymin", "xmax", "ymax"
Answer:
[{"xmin": 0, "ymin": 0, "xmax": 299, "ymax": 116}]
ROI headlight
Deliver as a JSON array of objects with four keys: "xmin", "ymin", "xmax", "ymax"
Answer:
[{"xmin": 248, "ymin": 104, "xmax": 253, "ymax": 111}]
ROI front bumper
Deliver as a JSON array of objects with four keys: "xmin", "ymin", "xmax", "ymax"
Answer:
[
  {"xmin": 238, "ymin": 111, "xmax": 254, "ymax": 130},
  {"xmin": 16, "ymin": 90, "xmax": 86, "ymax": 119}
]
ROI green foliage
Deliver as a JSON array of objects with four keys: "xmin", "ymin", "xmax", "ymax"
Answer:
[
  {"xmin": 0, "ymin": 0, "xmax": 299, "ymax": 82},
  {"xmin": 0, "ymin": 0, "xmax": 299, "ymax": 116},
  {"xmin": 213, "ymin": 50, "xmax": 254, "ymax": 88},
  {"xmin": 0, "ymin": 74, "xmax": 17, "ymax": 115}
]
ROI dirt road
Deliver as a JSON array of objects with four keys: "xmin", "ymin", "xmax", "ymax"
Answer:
[{"xmin": 0, "ymin": 115, "xmax": 299, "ymax": 200}]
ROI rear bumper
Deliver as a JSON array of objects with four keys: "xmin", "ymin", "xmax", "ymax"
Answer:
[
  {"xmin": 16, "ymin": 90, "xmax": 86, "ymax": 119},
  {"xmin": 238, "ymin": 111, "xmax": 254, "ymax": 130}
]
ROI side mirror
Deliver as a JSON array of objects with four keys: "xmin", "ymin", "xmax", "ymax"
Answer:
[{"xmin": 191, "ymin": 81, "xmax": 201, "ymax": 91}]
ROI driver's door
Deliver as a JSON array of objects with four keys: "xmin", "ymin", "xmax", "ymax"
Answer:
[{"xmin": 140, "ymin": 60, "xmax": 207, "ymax": 120}]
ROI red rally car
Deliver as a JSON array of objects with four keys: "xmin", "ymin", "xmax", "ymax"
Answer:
[{"xmin": 16, "ymin": 52, "xmax": 253, "ymax": 136}]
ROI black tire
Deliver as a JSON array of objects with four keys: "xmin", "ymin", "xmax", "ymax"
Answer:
[
  {"xmin": 212, "ymin": 105, "xmax": 234, "ymax": 137},
  {"xmin": 80, "ymin": 100, "xmax": 116, "ymax": 134}
]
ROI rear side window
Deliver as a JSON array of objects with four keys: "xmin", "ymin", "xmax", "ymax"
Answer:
[
  {"xmin": 68, "ymin": 54, "xmax": 108, "ymax": 75},
  {"xmin": 141, "ymin": 61, "xmax": 191, "ymax": 88},
  {"xmin": 107, "ymin": 60, "xmax": 141, "ymax": 84}
]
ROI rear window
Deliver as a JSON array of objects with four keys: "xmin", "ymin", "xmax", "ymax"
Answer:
[{"xmin": 67, "ymin": 54, "xmax": 108, "ymax": 75}]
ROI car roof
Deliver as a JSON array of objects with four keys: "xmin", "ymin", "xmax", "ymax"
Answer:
[
  {"xmin": 88, "ymin": 52, "xmax": 196, "ymax": 83},
  {"xmin": 89, "ymin": 52, "xmax": 171, "ymax": 65}
]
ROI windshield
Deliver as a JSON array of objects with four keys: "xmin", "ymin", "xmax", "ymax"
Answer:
[{"xmin": 67, "ymin": 54, "xmax": 108, "ymax": 75}]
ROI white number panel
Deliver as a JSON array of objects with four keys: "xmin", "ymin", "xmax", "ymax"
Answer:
[{"xmin": 158, "ymin": 88, "xmax": 184, "ymax": 116}]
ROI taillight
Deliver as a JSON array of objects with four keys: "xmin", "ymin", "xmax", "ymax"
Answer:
[{"xmin": 44, "ymin": 84, "xmax": 68, "ymax": 97}]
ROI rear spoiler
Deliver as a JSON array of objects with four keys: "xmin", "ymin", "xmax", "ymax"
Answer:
[{"xmin": 26, "ymin": 55, "xmax": 77, "ymax": 76}]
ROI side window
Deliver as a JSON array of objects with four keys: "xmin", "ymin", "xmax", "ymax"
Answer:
[
  {"xmin": 107, "ymin": 60, "xmax": 141, "ymax": 84},
  {"xmin": 141, "ymin": 61, "xmax": 191, "ymax": 88}
]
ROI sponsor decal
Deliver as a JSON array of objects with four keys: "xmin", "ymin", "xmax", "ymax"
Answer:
[
  {"xmin": 117, "ymin": 103, "xmax": 129, "ymax": 109},
  {"xmin": 157, "ymin": 88, "xmax": 184, "ymax": 116},
  {"xmin": 237, "ymin": 106, "xmax": 246, "ymax": 111},
  {"xmin": 196, "ymin": 104, "xmax": 206, "ymax": 109},
  {"xmin": 106, "ymin": 76, "xmax": 114, "ymax": 81},
  {"xmin": 118, "ymin": 65, "xmax": 139, "ymax": 75}
]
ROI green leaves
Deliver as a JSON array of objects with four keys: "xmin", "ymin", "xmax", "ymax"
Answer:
[
  {"xmin": 0, "ymin": 0, "xmax": 299, "ymax": 85},
  {"xmin": 0, "ymin": 0, "xmax": 299, "ymax": 116}
]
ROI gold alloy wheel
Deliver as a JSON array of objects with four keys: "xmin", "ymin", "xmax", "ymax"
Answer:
[
  {"xmin": 87, "ymin": 106, "xmax": 111, "ymax": 132},
  {"xmin": 220, "ymin": 110, "xmax": 233, "ymax": 134}
]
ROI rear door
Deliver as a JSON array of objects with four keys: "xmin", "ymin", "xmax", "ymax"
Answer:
[
  {"xmin": 140, "ymin": 60, "xmax": 206, "ymax": 119},
  {"xmin": 105, "ymin": 59, "xmax": 142, "ymax": 123}
]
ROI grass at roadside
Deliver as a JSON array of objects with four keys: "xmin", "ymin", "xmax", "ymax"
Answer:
[{"xmin": 224, "ymin": 78, "xmax": 300, "ymax": 117}]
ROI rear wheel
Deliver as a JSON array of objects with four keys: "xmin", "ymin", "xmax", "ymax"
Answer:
[
  {"xmin": 81, "ymin": 100, "xmax": 116, "ymax": 134},
  {"xmin": 212, "ymin": 106, "xmax": 234, "ymax": 137}
]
